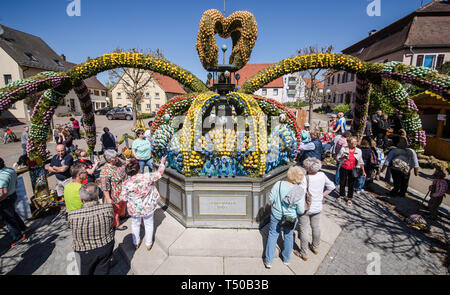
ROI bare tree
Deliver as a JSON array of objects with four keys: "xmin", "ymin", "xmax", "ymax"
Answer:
[
  {"xmin": 297, "ymin": 45, "xmax": 333, "ymax": 124},
  {"xmin": 108, "ymin": 48, "xmax": 164, "ymax": 123}
]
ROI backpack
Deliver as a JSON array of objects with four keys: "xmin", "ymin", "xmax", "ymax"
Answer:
[
  {"xmin": 369, "ymin": 149, "xmax": 379, "ymax": 166},
  {"xmin": 391, "ymin": 158, "xmax": 410, "ymax": 175},
  {"xmin": 391, "ymin": 149, "xmax": 412, "ymax": 175}
]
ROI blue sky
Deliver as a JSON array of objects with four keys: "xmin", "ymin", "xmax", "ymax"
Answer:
[{"xmin": 0, "ymin": 0, "xmax": 432, "ymax": 84}]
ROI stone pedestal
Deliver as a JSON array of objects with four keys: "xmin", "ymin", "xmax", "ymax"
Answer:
[{"xmin": 156, "ymin": 165, "xmax": 290, "ymax": 228}]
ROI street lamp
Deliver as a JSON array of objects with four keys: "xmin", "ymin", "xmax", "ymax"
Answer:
[
  {"xmin": 325, "ymin": 89, "xmax": 331, "ymax": 106},
  {"xmin": 221, "ymin": 44, "xmax": 227, "ymax": 65}
]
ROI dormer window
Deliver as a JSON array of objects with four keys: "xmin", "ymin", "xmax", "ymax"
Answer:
[
  {"xmin": 54, "ymin": 59, "xmax": 63, "ymax": 66},
  {"xmin": 24, "ymin": 52, "xmax": 38, "ymax": 62}
]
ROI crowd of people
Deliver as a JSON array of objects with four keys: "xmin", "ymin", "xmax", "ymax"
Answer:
[
  {"xmin": 266, "ymin": 109, "xmax": 448, "ymax": 268},
  {"xmin": 0, "ymin": 112, "xmax": 448, "ymax": 273}
]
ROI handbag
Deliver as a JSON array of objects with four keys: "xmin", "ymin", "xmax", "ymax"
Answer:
[
  {"xmin": 278, "ymin": 182, "xmax": 296, "ymax": 230},
  {"xmin": 305, "ymin": 175, "xmax": 312, "ymax": 212}
]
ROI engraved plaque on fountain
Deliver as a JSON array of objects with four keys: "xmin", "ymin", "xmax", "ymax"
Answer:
[{"xmin": 198, "ymin": 195, "xmax": 247, "ymax": 216}]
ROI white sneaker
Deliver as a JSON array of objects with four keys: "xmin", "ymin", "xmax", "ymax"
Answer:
[
  {"xmin": 264, "ymin": 261, "xmax": 272, "ymax": 269},
  {"xmin": 283, "ymin": 261, "xmax": 290, "ymax": 266}
]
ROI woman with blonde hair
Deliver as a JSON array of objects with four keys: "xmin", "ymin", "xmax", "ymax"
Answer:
[
  {"xmin": 294, "ymin": 157, "xmax": 335, "ymax": 261},
  {"xmin": 264, "ymin": 165, "xmax": 306, "ymax": 269}
]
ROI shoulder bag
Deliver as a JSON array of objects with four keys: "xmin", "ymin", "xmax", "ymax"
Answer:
[
  {"xmin": 305, "ymin": 175, "xmax": 312, "ymax": 212},
  {"xmin": 278, "ymin": 182, "xmax": 296, "ymax": 230}
]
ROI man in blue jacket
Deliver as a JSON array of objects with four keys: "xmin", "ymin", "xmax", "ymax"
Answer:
[{"xmin": 297, "ymin": 129, "xmax": 323, "ymax": 166}]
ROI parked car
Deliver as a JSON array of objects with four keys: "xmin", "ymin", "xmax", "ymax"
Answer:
[
  {"xmin": 95, "ymin": 107, "xmax": 115, "ymax": 115},
  {"xmin": 106, "ymin": 107, "xmax": 133, "ymax": 120}
]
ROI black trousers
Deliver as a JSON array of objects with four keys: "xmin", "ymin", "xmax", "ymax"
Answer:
[
  {"xmin": 376, "ymin": 132, "xmax": 387, "ymax": 148},
  {"xmin": 77, "ymin": 240, "xmax": 114, "ymax": 275},
  {"xmin": 390, "ymin": 169, "xmax": 410, "ymax": 197},
  {"xmin": 0, "ymin": 192, "xmax": 27, "ymax": 242},
  {"xmin": 339, "ymin": 167, "xmax": 356, "ymax": 200}
]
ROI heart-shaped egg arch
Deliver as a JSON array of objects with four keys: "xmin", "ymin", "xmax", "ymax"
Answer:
[{"xmin": 196, "ymin": 9, "xmax": 258, "ymax": 70}]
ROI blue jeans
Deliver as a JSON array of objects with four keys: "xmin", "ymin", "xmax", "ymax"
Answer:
[
  {"xmin": 138, "ymin": 158, "xmax": 153, "ymax": 174},
  {"xmin": 335, "ymin": 163, "xmax": 342, "ymax": 185},
  {"xmin": 265, "ymin": 214, "xmax": 297, "ymax": 264},
  {"xmin": 356, "ymin": 176, "xmax": 366, "ymax": 191}
]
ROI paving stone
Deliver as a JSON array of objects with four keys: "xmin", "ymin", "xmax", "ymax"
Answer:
[
  {"xmin": 153, "ymin": 256, "xmax": 224, "ymax": 275},
  {"xmin": 224, "ymin": 257, "xmax": 294, "ymax": 275}
]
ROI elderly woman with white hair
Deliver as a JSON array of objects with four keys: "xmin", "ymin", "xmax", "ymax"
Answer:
[
  {"xmin": 99, "ymin": 149, "xmax": 127, "ymax": 230},
  {"xmin": 294, "ymin": 157, "xmax": 335, "ymax": 261},
  {"xmin": 264, "ymin": 166, "xmax": 306, "ymax": 269}
]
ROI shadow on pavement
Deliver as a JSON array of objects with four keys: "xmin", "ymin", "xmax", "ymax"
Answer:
[{"xmin": 7, "ymin": 235, "xmax": 57, "ymax": 275}]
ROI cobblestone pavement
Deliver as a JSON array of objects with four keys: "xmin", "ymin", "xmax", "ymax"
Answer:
[
  {"xmin": 316, "ymin": 168, "xmax": 448, "ymax": 275},
  {"xmin": 0, "ymin": 208, "xmax": 132, "ymax": 275}
]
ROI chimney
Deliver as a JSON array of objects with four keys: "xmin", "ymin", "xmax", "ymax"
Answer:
[
  {"xmin": 60, "ymin": 54, "xmax": 66, "ymax": 61},
  {"xmin": 369, "ymin": 29, "xmax": 377, "ymax": 36}
]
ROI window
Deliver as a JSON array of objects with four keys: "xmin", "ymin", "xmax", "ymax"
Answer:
[
  {"xmin": 155, "ymin": 92, "xmax": 160, "ymax": 99},
  {"xmin": 24, "ymin": 52, "xmax": 38, "ymax": 62},
  {"xmin": 416, "ymin": 55, "xmax": 424, "ymax": 67},
  {"xmin": 94, "ymin": 90, "xmax": 100, "ymax": 96},
  {"xmin": 118, "ymin": 104, "xmax": 122, "ymax": 107},
  {"xmin": 4, "ymin": 74, "xmax": 12, "ymax": 85},
  {"xmin": 327, "ymin": 77, "xmax": 330, "ymax": 86},
  {"xmin": 137, "ymin": 104, "xmax": 141, "ymax": 111},
  {"xmin": 436, "ymin": 54, "xmax": 445, "ymax": 70},
  {"xmin": 146, "ymin": 104, "xmax": 151, "ymax": 109},
  {"xmin": 424, "ymin": 55, "xmax": 436, "ymax": 68},
  {"xmin": 342, "ymin": 73, "xmax": 347, "ymax": 83},
  {"xmin": 146, "ymin": 92, "xmax": 150, "ymax": 98},
  {"xmin": 337, "ymin": 74, "xmax": 340, "ymax": 84},
  {"xmin": 262, "ymin": 89, "xmax": 267, "ymax": 96},
  {"xmin": 117, "ymin": 92, "xmax": 121, "ymax": 99},
  {"xmin": 54, "ymin": 59, "xmax": 63, "ymax": 66},
  {"xmin": 331, "ymin": 76, "xmax": 335, "ymax": 85},
  {"xmin": 155, "ymin": 104, "xmax": 160, "ymax": 109},
  {"xmin": 350, "ymin": 73, "xmax": 355, "ymax": 82},
  {"xmin": 273, "ymin": 89, "xmax": 278, "ymax": 96},
  {"xmin": 101, "ymin": 91, "xmax": 106, "ymax": 96}
]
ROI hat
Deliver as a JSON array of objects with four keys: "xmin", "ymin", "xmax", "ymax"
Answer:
[
  {"xmin": 330, "ymin": 114, "xmax": 337, "ymax": 118},
  {"xmin": 304, "ymin": 123, "xmax": 310, "ymax": 127}
]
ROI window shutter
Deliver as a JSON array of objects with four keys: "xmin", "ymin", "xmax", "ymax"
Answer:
[{"xmin": 436, "ymin": 54, "xmax": 445, "ymax": 70}]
